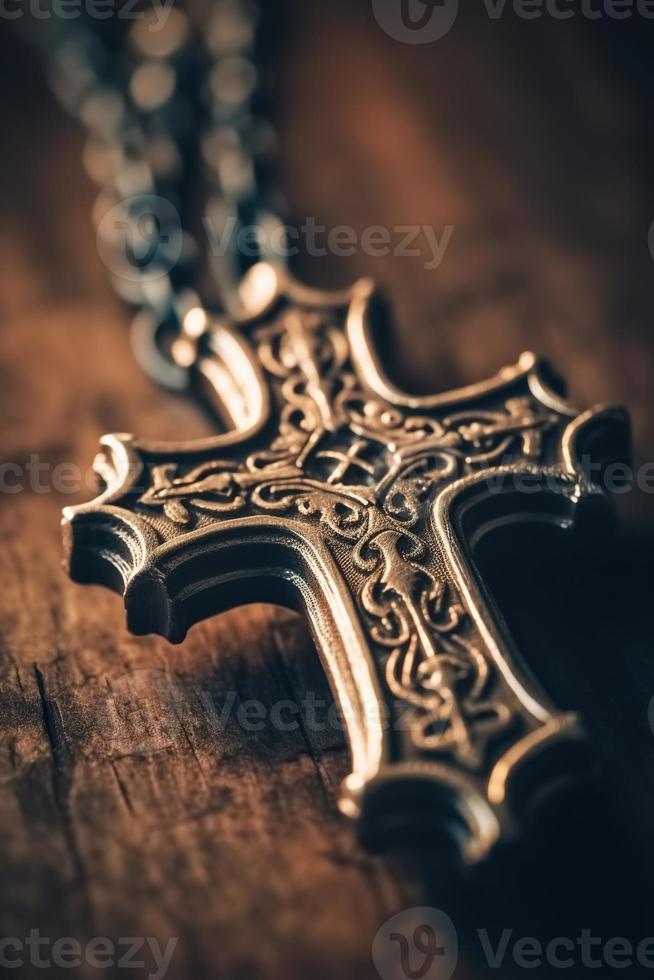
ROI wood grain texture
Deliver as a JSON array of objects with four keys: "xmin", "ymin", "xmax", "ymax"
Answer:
[{"xmin": 1, "ymin": 3, "xmax": 654, "ymax": 978}]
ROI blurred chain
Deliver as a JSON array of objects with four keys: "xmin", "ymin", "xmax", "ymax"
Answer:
[{"xmin": 30, "ymin": 0, "xmax": 285, "ymax": 394}]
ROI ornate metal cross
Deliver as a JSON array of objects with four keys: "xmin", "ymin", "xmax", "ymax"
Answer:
[{"xmin": 64, "ymin": 264, "xmax": 628, "ymax": 864}]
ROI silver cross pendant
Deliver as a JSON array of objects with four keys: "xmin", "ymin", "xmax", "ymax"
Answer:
[{"xmin": 64, "ymin": 264, "xmax": 629, "ymax": 865}]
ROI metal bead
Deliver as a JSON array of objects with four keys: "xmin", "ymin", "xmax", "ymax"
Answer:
[
  {"xmin": 128, "ymin": 9, "xmax": 191, "ymax": 60},
  {"xmin": 129, "ymin": 62, "xmax": 177, "ymax": 112}
]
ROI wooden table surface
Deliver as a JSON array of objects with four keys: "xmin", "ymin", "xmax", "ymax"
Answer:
[{"xmin": 1, "ymin": 3, "xmax": 654, "ymax": 978}]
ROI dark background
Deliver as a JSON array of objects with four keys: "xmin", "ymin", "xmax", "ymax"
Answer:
[{"xmin": 1, "ymin": 1, "xmax": 654, "ymax": 977}]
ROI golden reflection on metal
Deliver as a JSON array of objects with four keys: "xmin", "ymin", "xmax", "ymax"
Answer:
[{"xmin": 63, "ymin": 263, "xmax": 629, "ymax": 863}]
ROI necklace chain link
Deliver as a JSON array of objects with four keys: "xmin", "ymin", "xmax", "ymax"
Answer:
[{"xmin": 34, "ymin": 0, "xmax": 284, "ymax": 394}]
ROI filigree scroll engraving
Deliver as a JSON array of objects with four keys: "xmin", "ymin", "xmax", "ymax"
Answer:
[
  {"xmin": 64, "ymin": 264, "xmax": 629, "ymax": 862},
  {"xmin": 354, "ymin": 526, "xmax": 512, "ymax": 770}
]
